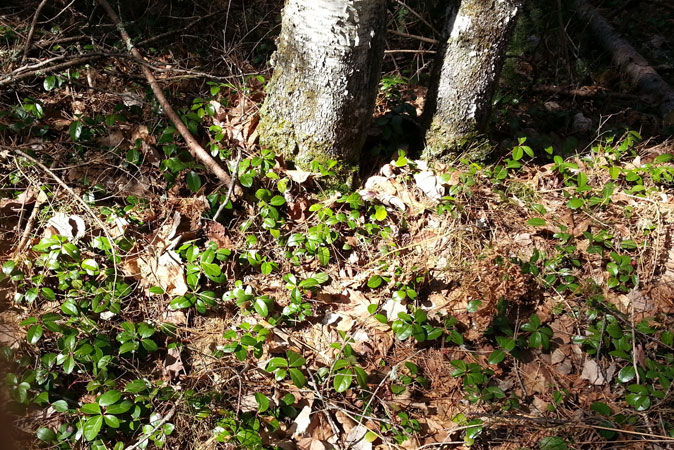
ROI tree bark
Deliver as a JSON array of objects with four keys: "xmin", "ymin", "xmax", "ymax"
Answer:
[
  {"xmin": 423, "ymin": 0, "xmax": 521, "ymax": 161},
  {"xmin": 258, "ymin": 0, "xmax": 387, "ymax": 173},
  {"xmin": 575, "ymin": 0, "xmax": 674, "ymax": 124}
]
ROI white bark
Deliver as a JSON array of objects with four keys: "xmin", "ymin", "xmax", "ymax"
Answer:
[
  {"xmin": 423, "ymin": 0, "xmax": 521, "ymax": 160},
  {"xmin": 258, "ymin": 0, "xmax": 387, "ymax": 172}
]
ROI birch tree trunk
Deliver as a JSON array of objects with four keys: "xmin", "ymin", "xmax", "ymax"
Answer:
[
  {"xmin": 423, "ymin": 0, "xmax": 521, "ymax": 160},
  {"xmin": 258, "ymin": 0, "xmax": 387, "ymax": 174}
]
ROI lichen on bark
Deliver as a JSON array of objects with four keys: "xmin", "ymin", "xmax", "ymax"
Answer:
[
  {"xmin": 258, "ymin": 0, "xmax": 386, "ymax": 173},
  {"xmin": 422, "ymin": 0, "xmax": 521, "ymax": 162}
]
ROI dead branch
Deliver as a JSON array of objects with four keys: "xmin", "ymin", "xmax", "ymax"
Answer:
[
  {"xmin": 575, "ymin": 0, "xmax": 674, "ymax": 123},
  {"xmin": 0, "ymin": 55, "xmax": 103, "ymax": 87},
  {"xmin": 136, "ymin": 9, "xmax": 224, "ymax": 47},
  {"xmin": 533, "ymin": 84, "xmax": 642, "ymax": 101},
  {"xmin": 21, "ymin": 0, "xmax": 49, "ymax": 64},
  {"xmin": 388, "ymin": 29, "xmax": 439, "ymax": 46},
  {"xmin": 94, "ymin": 0, "xmax": 234, "ymax": 186}
]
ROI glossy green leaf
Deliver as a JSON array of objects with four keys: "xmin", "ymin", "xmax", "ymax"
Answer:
[
  {"xmin": 83, "ymin": 415, "xmax": 103, "ymax": 441},
  {"xmin": 334, "ymin": 372, "xmax": 353, "ymax": 393}
]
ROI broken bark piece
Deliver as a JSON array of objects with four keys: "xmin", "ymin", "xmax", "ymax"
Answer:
[{"xmin": 575, "ymin": 0, "xmax": 674, "ymax": 124}]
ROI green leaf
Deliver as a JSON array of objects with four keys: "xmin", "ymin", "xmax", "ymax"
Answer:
[
  {"xmin": 104, "ymin": 414, "xmax": 120, "ymax": 428},
  {"xmin": 169, "ymin": 296, "xmax": 193, "ymax": 310},
  {"xmin": 567, "ymin": 198, "xmax": 584, "ymax": 210},
  {"xmin": 334, "ymin": 372, "xmax": 353, "ymax": 393},
  {"xmin": 201, "ymin": 262, "xmax": 221, "ymax": 278},
  {"xmin": 141, "ymin": 339, "xmax": 158, "ymax": 352},
  {"xmin": 149, "ymin": 286, "xmax": 164, "ymax": 295},
  {"xmin": 63, "ymin": 355, "xmax": 75, "ymax": 374},
  {"xmin": 298, "ymin": 278, "xmax": 318, "ymax": 288},
  {"xmin": 186, "ymin": 172, "xmax": 202, "ymax": 193},
  {"xmin": 83, "ymin": 415, "xmax": 103, "ymax": 441},
  {"xmin": 37, "ymin": 427, "xmax": 57, "ymax": 442},
  {"xmin": 367, "ymin": 275, "xmax": 383, "ymax": 289},
  {"xmin": 270, "ymin": 195, "xmax": 286, "ymax": 206},
  {"xmin": 254, "ymin": 298, "xmax": 269, "ymax": 317},
  {"xmin": 527, "ymin": 218, "xmax": 547, "ymax": 226},
  {"xmin": 255, "ymin": 392, "xmax": 270, "ymax": 413},
  {"xmin": 512, "ymin": 145, "xmax": 523, "ymax": 160},
  {"xmin": 287, "ymin": 350, "xmax": 305, "ymax": 368},
  {"xmin": 27, "ymin": 324, "xmax": 43, "ymax": 345},
  {"xmin": 265, "ymin": 357, "xmax": 288, "ymax": 372},
  {"xmin": 41, "ymin": 287, "xmax": 56, "ymax": 301},
  {"xmin": 617, "ymin": 366, "xmax": 636, "ymax": 383},
  {"xmin": 125, "ymin": 379, "xmax": 150, "ymax": 393},
  {"xmin": 52, "ymin": 400, "xmax": 69, "ymax": 412},
  {"xmin": 354, "ymin": 367, "xmax": 368, "ymax": 388},
  {"xmin": 61, "ymin": 299, "xmax": 79, "ymax": 316},
  {"xmin": 69, "ymin": 120, "xmax": 83, "ymax": 141},
  {"xmin": 43, "ymin": 76, "xmax": 57, "ymax": 91},
  {"xmin": 538, "ymin": 436, "xmax": 568, "ymax": 450},
  {"xmin": 374, "ymin": 205, "xmax": 387, "ymax": 221},
  {"xmin": 317, "ymin": 247, "xmax": 330, "ymax": 266},
  {"xmin": 466, "ymin": 300, "xmax": 482, "ymax": 313},
  {"xmin": 81, "ymin": 258, "xmax": 99, "ymax": 273},
  {"xmin": 105, "ymin": 400, "xmax": 132, "ymax": 415},
  {"xmin": 626, "ymin": 393, "xmax": 651, "ymax": 411},
  {"xmin": 289, "ymin": 368, "xmax": 306, "ymax": 388},
  {"xmin": 488, "ymin": 349, "xmax": 506, "ymax": 365},
  {"xmin": 82, "ymin": 403, "xmax": 102, "ymax": 415},
  {"xmin": 391, "ymin": 384, "xmax": 406, "ymax": 395},
  {"xmin": 590, "ymin": 401, "xmax": 611, "ymax": 416}
]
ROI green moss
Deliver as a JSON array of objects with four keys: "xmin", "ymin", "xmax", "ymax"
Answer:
[{"xmin": 423, "ymin": 119, "xmax": 493, "ymax": 163}]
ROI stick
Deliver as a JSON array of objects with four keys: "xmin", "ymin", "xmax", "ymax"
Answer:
[
  {"xmin": 21, "ymin": 0, "xmax": 49, "ymax": 65},
  {"xmin": 124, "ymin": 401, "xmax": 179, "ymax": 450},
  {"xmin": 0, "ymin": 55, "xmax": 103, "ymax": 87},
  {"xmin": 13, "ymin": 191, "xmax": 43, "ymax": 258},
  {"xmin": 94, "ymin": 0, "xmax": 234, "ymax": 186},
  {"xmin": 388, "ymin": 29, "xmax": 439, "ymax": 46},
  {"xmin": 213, "ymin": 148, "xmax": 242, "ymax": 222}
]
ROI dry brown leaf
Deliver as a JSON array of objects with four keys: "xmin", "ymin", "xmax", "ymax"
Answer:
[{"xmin": 163, "ymin": 347, "xmax": 184, "ymax": 381}]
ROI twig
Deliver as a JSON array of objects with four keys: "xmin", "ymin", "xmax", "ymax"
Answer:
[
  {"xmin": 12, "ymin": 189, "xmax": 44, "ymax": 258},
  {"xmin": 213, "ymin": 147, "xmax": 242, "ymax": 222},
  {"xmin": 124, "ymin": 398, "xmax": 180, "ymax": 450},
  {"xmin": 384, "ymin": 49, "xmax": 436, "ymax": 54},
  {"xmin": 11, "ymin": 149, "xmax": 119, "ymax": 298},
  {"xmin": 0, "ymin": 55, "xmax": 103, "ymax": 87},
  {"xmin": 388, "ymin": 29, "xmax": 439, "ymax": 46},
  {"xmin": 136, "ymin": 9, "xmax": 224, "ymax": 47},
  {"xmin": 393, "ymin": 0, "xmax": 441, "ymax": 36},
  {"xmin": 37, "ymin": 0, "xmax": 76, "ymax": 24},
  {"xmin": 21, "ymin": 0, "xmax": 49, "ymax": 64},
  {"xmin": 94, "ymin": 0, "xmax": 234, "ymax": 186}
]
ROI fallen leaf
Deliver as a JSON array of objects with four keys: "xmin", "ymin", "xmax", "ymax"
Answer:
[
  {"xmin": 580, "ymin": 358, "xmax": 607, "ymax": 385},
  {"xmin": 163, "ymin": 347, "xmax": 184, "ymax": 381}
]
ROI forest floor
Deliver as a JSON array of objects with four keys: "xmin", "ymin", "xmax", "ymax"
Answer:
[{"xmin": 1, "ymin": 1, "xmax": 673, "ymax": 449}]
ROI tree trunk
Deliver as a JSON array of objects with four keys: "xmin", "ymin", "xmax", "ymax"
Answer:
[
  {"xmin": 423, "ymin": 0, "xmax": 521, "ymax": 161},
  {"xmin": 258, "ymin": 0, "xmax": 387, "ymax": 174}
]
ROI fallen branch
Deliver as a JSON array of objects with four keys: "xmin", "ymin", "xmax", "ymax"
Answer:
[
  {"xmin": 575, "ymin": 0, "xmax": 674, "ymax": 123},
  {"xmin": 136, "ymin": 9, "xmax": 224, "ymax": 47},
  {"xmin": 533, "ymin": 84, "xmax": 642, "ymax": 101},
  {"xmin": 388, "ymin": 29, "xmax": 439, "ymax": 46},
  {"xmin": 94, "ymin": 0, "xmax": 234, "ymax": 186},
  {"xmin": 0, "ymin": 55, "xmax": 103, "ymax": 87},
  {"xmin": 21, "ymin": 0, "xmax": 49, "ymax": 64}
]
